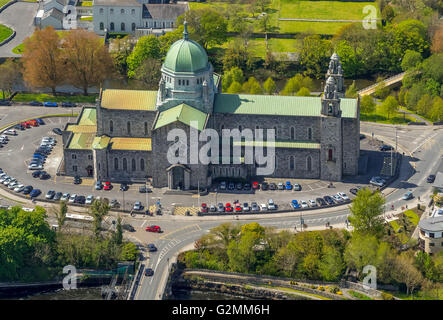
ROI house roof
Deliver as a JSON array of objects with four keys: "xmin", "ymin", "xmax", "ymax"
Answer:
[
  {"xmin": 68, "ymin": 133, "xmax": 95, "ymax": 150},
  {"xmin": 42, "ymin": 7, "xmax": 64, "ymax": 21},
  {"xmin": 418, "ymin": 216, "xmax": 443, "ymax": 233},
  {"xmin": 154, "ymin": 103, "xmax": 207, "ymax": 131},
  {"xmin": 233, "ymin": 140, "xmax": 321, "ymax": 149},
  {"xmin": 66, "ymin": 124, "xmax": 97, "ymax": 133},
  {"xmin": 433, "ymin": 172, "xmax": 443, "ymax": 189},
  {"xmin": 78, "ymin": 108, "xmax": 97, "ymax": 125},
  {"xmin": 110, "ymin": 137, "xmax": 152, "ymax": 151},
  {"xmin": 213, "ymin": 94, "xmax": 358, "ymax": 118},
  {"xmin": 142, "ymin": 4, "xmax": 188, "ymax": 20},
  {"xmin": 92, "ymin": 135, "xmax": 111, "ymax": 150},
  {"xmin": 100, "ymin": 89, "xmax": 157, "ymax": 111}
]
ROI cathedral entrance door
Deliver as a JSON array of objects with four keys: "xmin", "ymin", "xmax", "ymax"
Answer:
[
  {"xmin": 172, "ymin": 166, "xmax": 184, "ymax": 189},
  {"xmin": 86, "ymin": 165, "xmax": 93, "ymax": 177}
]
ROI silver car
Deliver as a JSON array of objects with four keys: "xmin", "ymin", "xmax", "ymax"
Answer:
[{"xmin": 85, "ymin": 195, "xmax": 94, "ymax": 205}]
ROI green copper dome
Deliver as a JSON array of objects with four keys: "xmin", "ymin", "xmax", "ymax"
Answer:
[{"xmin": 163, "ymin": 22, "xmax": 209, "ymax": 73}]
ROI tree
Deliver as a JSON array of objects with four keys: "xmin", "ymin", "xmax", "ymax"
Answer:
[
  {"xmin": 344, "ymin": 233, "xmax": 380, "ymax": 274},
  {"xmin": 374, "ymin": 77, "xmax": 390, "ymax": 99},
  {"xmin": 381, "ymin": 5, "xmax": 395, "ymax": 24},
  {"xmin": 401, "ymin": 50, "xmax": 423, "ymax": 71},
  {"xmin": 227, "ymin": 81, "xmax": 243, "ymax": 94},
  {"xmin": 22, "ymin": 26, "xmax": 64, "ymax": 96},
  {"xmin": 281, "ymin": 74, "xmax": 303, "ymax": 96},
  {"xmin": 380, "ymin": 96, "xmax": 399, "ymax": 119},
  {"xmin": 319, "ymin": 245, "xmax": 345, "ymax": 281},
  {"xmin": 416, "ymin": 94, "xmax": 433, "ymax": 117},
  {"xmin": 348, "ymin": 188, "xmax": 386, "ymax": 238},
  {"xmin": 62, "ymin": 29, "xmax": 114, "ymax": 95},
  {"xmin": 126, "ymin": 35, "xmax": 161, "ymax": 78},
  {"xmin": 120, "ymin": 242, "xmax": 138, "ymax": 261},
  {"xmin": 299, "ymin": 35, "xmax": 332, "ymax": 79},
  {"xmin": 429, "ymin": 96, "xmax": 443, "ymax": 122},
  {"xmin": 242, "ymin": 77, "xmax": 262, "ymax": 94},
  {"xmin": 335, "ymin": 40, "xmax": 364, "ymax": 78},
  {"xmin": 0, "ymin": 59, "xmax": 20, "ymax": 100},
  {"xmin": 180, "ymin": 9, "xmax": 228, "ymax": 49},
  {"xmin": 296, "ymin": 87, "xmax": 311, "ymax": 96},
  {"xmin": 222, "ymin": 38, "xmax": 254, "ymax": 72},
  {"xmin": 222, "ymin": 67, "xmax": 244, "ymax": 92},
  {"xmin": 360, "ymin": 95, "xmax": 376, "ymax": 114},
  {"xmin": 431, "ymin": 22, "xmax": 443, "ymax": 53},
  {"xmin": 113, "ymin": 215, "xmax": 123, "ymax": 245},
  {"xmin": 393, "ymin": 253, "xmax": 424, "ymax": 296},
  {"xmin": 392, "ymin": 19, "xmax": 430, "ymax": 59},
  {"xmin": 52, "ymin": 200, "xmax": 67, "ymax": 231},
  {"xmin": 132, "ymin": 58, "xmax": 162, "ymax": 90},
  {"xmin": 90, "ymin": 198, "xmax": 110, "ymax": 239},
  {"xmin": 256, "ymin": 13, "xmax": 279, "ymax": 35},
  {"xmin": 110, "ymin": 35, "xmax": 136, "ymax": 76},
  {"xmin": 263, "ymin": 77, "xmax": 276, "ymax": 95},
  {"xmin": 415, "ymin": 251, "xmax": 437, "ymax": 281},
  {"xmin": 345, "ymin": 80, "xmax": 358, "ymax": 98}
]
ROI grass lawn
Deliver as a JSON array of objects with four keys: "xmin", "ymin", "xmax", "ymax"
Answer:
[
  {"xmin": 348, "ymin": 290, "xmax": 373, "ymax": 300},
  {"xmin": 12, "ymin": 43, "xmax": 24, "ymax": 54},
  {"xmin": 80, "ymin": 16, "xmax": 93, "ymax": 21},
  {"xmin": 403, "ymin": 209, "xmax": 419, "ymax": 226},
  {"xmin": 78, "ymin": 0, "xmax": 92, "ymax": 6},
  {"xmin": 13, "ymin": 93, "xmax": 98, "ymax": 103},
  {"xmin": 0, "ymin": 0, "xmax": 11, "ymax": 7},
  {"xmin": 361, "ymin": 105, "xmax": 416, "ymax": 124},
  {"xmin": 398, "ymin": 106, "xmax": 433, "ymax": 123},
  {"xmin": 0, "ymin": 24, "xmax": 13, "ymax": 43}
]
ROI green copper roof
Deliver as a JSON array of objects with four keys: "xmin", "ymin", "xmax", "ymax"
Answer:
[
  {"xmin": 163, "ymin": 23, "xmax": 208, "ymax": 73},
  {"xmin": 68, "ymin": 133, "xmax": 95, "ymax": 150},
  {"xmin": 78, "ymin": 108, "xmax": 97, "ymax": 125},
  {"xmin": 92, "ymin": 136, "xmax": 111, "ymax": 150},
  {"xmin": 213, "ymin": 94, "xmax": 358, "ymax": 118},
  {"xmin": 233, "ymin": 140, "xmax": 320, "ymax": 149},
  {"xmin": 154, "ymin": 103, "xmax": 208, "ymax": 131}
]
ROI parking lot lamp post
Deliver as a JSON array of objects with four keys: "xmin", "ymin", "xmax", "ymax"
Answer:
[
  {"xmin": 122, "ymin": 188, "xmax": 125, "ymax": 212},
  {"xmin": 145, "ymin": 179, "xmax": 149, "ymax": 214}
]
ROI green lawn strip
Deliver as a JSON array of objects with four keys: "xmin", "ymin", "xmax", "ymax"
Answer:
[
  {"xmin": 274, "ymin": 286, "xmax": 332, "ymax": 300},
  {"xmin": 12, "ymin": 43, "xmax": 24, "ymax": 54},
  {"xmin": 80, "ymin": 16, "xmax": 93, "ymax": 21},
  {"xmin": 0, "ymin": 0, "xmax": 12, "ymax": 7},
  {"xmin": 398, "ymin": 106, "xmax": 433, "ymax": 123},
  {"xmin": 0, "ymin": 192, "xmax": 25, "ymax": 205},
  {"xmin": 78, "ymin": 0, "xmax": 92, "ymax": 6},
  {"xmin": 348, "ymin": 290, "xmax": 373, "ymax": 300},
  {"xmin": 361, "ymin": 105, "xmax": 416, "ymax": 124},
  {"xmin": 0, "ymin": 24, "xmax": 13, "ymax": 43},
  {"xmin": 13, "ymin": 93, "xmax": 98, "ymax": 103},
  {"xmin": 403, "ymin": 209, "xmax": 419, "ymax": 226}
]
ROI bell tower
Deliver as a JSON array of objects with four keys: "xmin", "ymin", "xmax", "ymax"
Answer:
[{"xmin": 326, "ymin": 53, "xmax": 345, "ymax": 98}]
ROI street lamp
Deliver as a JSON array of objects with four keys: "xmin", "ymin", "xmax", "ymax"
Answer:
[{"xmin": 145, "ymin": 179, "xmax": 149, "ymax": 214}]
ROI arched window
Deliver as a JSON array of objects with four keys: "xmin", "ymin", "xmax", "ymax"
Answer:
[
  {"xmin": 178, "ymin": 79, "xmax": 181, "ymax": 85},
  {"xmin": 308, "ymin": 127, "xmax": 312, "ymax": 140},
  {"xmin": 132, "ymin": 23, "xmax": 136, "ymax": 31},
  {"xmin": 120, "ymin": 8, "xmax": 124, "ymax": 14},
  {"xmin": 328, "ymin": 149, "xmax": 333, "ymax": 161},
  {"xmin": 99, "ymin": 22, "xmax": 104, "ymax": 30},
  {"xmin": 121, "ymin": 23, "xmax": 125, "ymax": 31},
  {"xmin": 144, "ymin": 122, "xmax": 148, "ymax": 136},
  {"xmin": 290, "ymin": 127, "xmax": 295, "ymax": 140},
  {"xmin": 127, "ymin": 121, "xmax": 131, "ymax": 134},
  {"xmin": 109, "ymin": 120, "xmax": 113, "ymax": 133},
  {"xmin": 131, "ymin": 9, "xmax": 135, "ymax": 15},
  {"xmin": 186, "ymin": 80, "xmax": 189, "ymax": 86},
  {"xmin": 123, "ymin": 158, "xmax": 127, "ymax": 170},
  {"xmin": 110, "ymin": 8, "xmax": 114, "ymax": 14},
  {"xmin": 140, "ymin": 159, "xmax": 145, "ymax": 171},
  {"xmin": 132, "ymin": 159, "xmax": 136, "ymax": 171},
  {"xmin": 110, "ymin": 22, "xmax": 114, "ymax": 31},
  {"xmin": 99, "ymin": 8, "xmax": 104, "ymax": 14},
  {"xmin": 114, "ymin": 158, "xmax": 118, "ymax": 170},
  {"xmin": 307, "ymin": 156, "xmax": 312, "ymax": 171},
  {"xmin": 289, "ymin": 156, "xmax": 295, "ymax": 170}
]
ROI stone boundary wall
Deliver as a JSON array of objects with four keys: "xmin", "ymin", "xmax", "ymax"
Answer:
[{"xmin": 0, "ymin": 25, "xmax": 16, "ymax": 47}]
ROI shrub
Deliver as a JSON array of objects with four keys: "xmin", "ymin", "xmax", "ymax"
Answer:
[
  {"xmin": 381, "ymin": 292, "xmax": 394, "ymax": 300},
  {"xmin": 328, "ymin": 285, "xmax": 340, "ymax": 294}
]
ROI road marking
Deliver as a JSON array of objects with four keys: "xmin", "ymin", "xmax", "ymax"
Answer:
[
  {"xmin": 141, "ymin": 220, "xmax": 147, "ymax": 228},
  {"xmin": 159, "ymin": 223, "xmax": 201, "ymax": 240}
]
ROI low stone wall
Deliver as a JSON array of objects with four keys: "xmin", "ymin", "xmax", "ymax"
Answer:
[
  {"xmin": 0, "ymin": 26, "xmax": 16, "ymax": 47},
  {"xmin": 0, "ymin": 0, "xmax": 16, "ymax": 14}
]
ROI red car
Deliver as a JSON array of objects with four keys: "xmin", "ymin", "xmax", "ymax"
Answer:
[
  {"xmin": 103, "ymin": 182, "xmax": 112, "ymax": 190},
  {"xmin": 252, "ymin": 181, "xmax": 260, "ymax": 190},
  {"xmin": 146, "ymin": 225, "xmax": 161, "ymax": 233},
  {"xmin": 234, "ymin": 203, "xmax": 242, "ymax": 212},
  {"xmin": 21, "ymin": 122, "xmax": 30, "ymax": 128},
  {"xmin": 225, "ymin": 203, "xmax": 233, "ymax": 212},
  {"xmin": 201, "ymin": 203, "xmax": 208, "ymax": 212},
  {"xmin": 28, "ymin": 120, "xmax": 39, "ymax": 127}
]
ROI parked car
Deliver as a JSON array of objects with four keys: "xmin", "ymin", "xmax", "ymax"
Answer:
[
  {"xmin": 146, "ymin": 225, "xmax": 161, "ymax": 233},
  {"xmin": 234, "ymin": 203, "xmax": 242, "ymax": 212},
  {"xmin": 122, "ymin": 224, "xmax": 135, "ymax": 232},
  {"xmin": 285, "ymin": 181, "xmax": 292, "ymax": 190},
  {"xmin": 251, "ymin": 202, "xmax": 259, "ymax": 211},
  {"xmin": 370, "ymin": 176, "xmax": 386, "ymax": 187},
  {"xmin": 337, "ymin": 192, "xmax": 350, "ymax": 201},
  {"xmin": 21, "ymin": 122, "xmax": 30, "ymax": 128},
  {"xmin": 252, "ymin": 181, "xmax": 260, "ymax": 190},
  {"xmin": 427, "ymin": 175, "xmax": 436, "ymax": 183},
  {"xmin": 225, "ymin": 203, "xmax": 233, "ymax": 212},
  {"xmin": 219, "ymin": 181, "xmax": 226, "ymax": 190},
  {"xmin": 236, "ymin": 182, "xmax": 243, "ymax": 190},
  {"xmin": 147, "ymin": 243, "xmax": 157, "ymax": 252},
  {"xmin": 291, "ymin": 200, "xmax": 300, "ymax": 209},
  {"xmin": 40, "ymin": 172, "xmax": 50, "ymax": 180},
  {"xmin": 379, "ymin": 145, "xmax": 393, "ymax": 151},
  {"xmin": 43, "ymin": 101, "xmax": 58, "ymax": 107},
  {"xmin": 110, "ymin": 199, "xmax": 120, "ymax": 208},
  {"xmin": 120, "ymin": 183, "xmax": 129, "ymax": 191},
  {"xmin": 228, "ymin": 182, "xmax": 235, "ymax": 190},
  {"xmin": 242, "ymin": 202, "xmax": 250, "ymax": 212},
  {"xmin": 260, "ymin": 203, "xmax": 268, "ymax": 211},
  {"xmin": 60, "ymin": 193, "xmax": 70, "ymax": 201},
  {"xmin": 349, "ymin": 187, "xmax": 359, "ymax": 195},
  {"xmin": 68, "ymin": 194, "xmax": 77, "ymax": 203},
  {"xmin": 217, "ymin": 203, "xmax": 225, "ymax": 212},
  {"xmin": 139, "ymin": 186, "xmax": 152, "ymax": 193},
  {"xmin": 268, "ymin": 199, "xmax": 276, "ymax": 210},
  {"xmin": 23, "ymin": 185, "xmax": 33, "ymax": 194},
  {"xmin": 29, "ymin": 189, "xmax": 41, "ymax": 198},
  {"xmin": 201, "ymin": 203, "xmax": 208, "ymax": 213},
  {"xmin": 332, "ymin": 195, "xmax": 344, "ymax": 203},
  {"xmin": 75, "ymin": 195, "xmax": 86, "ymax": 204},
  {"xmin": 277, "ymin": 182, "xmax": 285, "ymax": 190},
  {"xmin": 53, "ymin": 192, "xmax": 63, "ymax": 200},
  {"xmin": 85, "ymin": 195, "xmax": 94, "ymax": 205},
  {"xmin": 309, "ymin": 199, "xmax": 318, "ymax": 207},
  {"xmin": 243, "ymin": 183, "xmax": 251, "ymax": 190},
  {"xmin": 53, "ymin": 128, "xmax": 62, "ymax": 135},
  {"xmin": 13, "ymin": 124, "xmax": 25, "ymax": 130},
  {"xmin": 133, "ymin": 201, "xmax": 142, "ymax": 211},
  {"xmin": 293, "ymin": 183, "xmax": 301, "ymax": 191},
  {"xmin": 74, "ymin": 176, "xmax": 82, "ymax": 185},
  {"xmin": 269, "ymin": 183, "xmax": 277, "ymax": 190},
  {"xmin": 300, "ymin": 200, "xmax": 308, "ymax": 208},
  {"xmin": 402, "ymin": 191, "xmax": 414, "ymax": 200},
  {"xmin": 45, "ymin": 190, "xmax": 56, "ymax": 200},
  {"xmin": 316, "ymin": 197, "xmax": 326, "ymax": 206},
  {"xmin": 29, "ymin": 101, "xmax": 43, "ymax": 106},
  {"xmin": 36, "ymin": 118, "xmax": 45, "ymax": 125},
  {"xmin": 4, "ymin": 129, "xmax": 16, "ymax": 135},
  {"xmin": 95, "ymin": 181, "xmax": 103, "ymax": 190},
  {"xmin": 209, "ymin": 205, "xmax": 216, "ymax": 212},
  {"xmin": 14, "ymin": 184, "xmax": 24, "ymax": 192},
  {"xmin": 62, "ymin": 102, "xmax": 76, "ymax": 108},
  {"xmin": 28, "ymin": 163, "xmax": 43, "ymax": 170},
  {"xmin": 261, "ymin": 182, "xmax": 269, "ymax": 191},
  {"xmin": 103, "ymin": 182, "xmax": 112, "ymax": 190}
]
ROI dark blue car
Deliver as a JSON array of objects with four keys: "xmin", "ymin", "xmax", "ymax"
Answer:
[
  {"xmin": 43, "ymin": 101, "xmax": 58, "ymax": 107},
  {"xmin": 291, "ymin": 200, "xmax": 300, "ymax": 209},
  {"xmin": 35, "ymin": 118, "xmax": 45, "ymax": 125},
  {"xmin": 285, "ymin": 181, "xmax": 292, "ymax": 190},
  {"xmin": 29, "ymin": 189, "xmax": 41, "ymax": 198}
]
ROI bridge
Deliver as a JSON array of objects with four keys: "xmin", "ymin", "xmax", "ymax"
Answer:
[{"xmin": 357, "ymin": 72, "xmax": 407, "ymax": 96}]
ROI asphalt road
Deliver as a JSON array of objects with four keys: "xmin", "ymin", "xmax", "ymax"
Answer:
[{"xmin": 0, "ymin": 2, "xmax": 38, "ymax": 57}]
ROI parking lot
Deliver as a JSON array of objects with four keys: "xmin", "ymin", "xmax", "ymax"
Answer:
[{"xmin": 0, "ymin": 107, "xmax": 390, "ymax": 216}]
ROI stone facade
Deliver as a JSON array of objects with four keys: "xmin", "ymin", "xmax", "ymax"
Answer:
[{"xmin": 62, "ymin": 27, "xmax": 360, "ymax": 189}]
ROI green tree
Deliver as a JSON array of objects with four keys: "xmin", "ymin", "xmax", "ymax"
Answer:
[
  {"xmin": 335, "ymin": 40, "xmax": 364, "ymax": 77},
  {"xmin": 360, "ymin": 95, "xmax": 376, "ymax": 114},
  {"xmin": 52, "ymin": 201, "xmax": 67, "ymax": 231},
  {"xmin": 296, "ymin": 87, "xmax": 311, "ymax": 96},
  {"xmin": 110, "ymin": 35, "xmax": 135, "ymax": 76},
  {"xmin": 227, "ymin": 81, "xmax": 242, "ymax": 94},
  {"xmin": 0, "ymin": 59, "xmax": 20, "ymax": 100},
  {"xmin": 415, "ymin": 251, "xmax": 437, "ymax": 281},
  {"xmin": 242, "ymin": 77, "xmax": 262, "ymax": 94},
  {"xmin": 281, "ymin": 74, "xmax": 303, "ymax": 96},
  {"xmin": 344, "ymin": 233, "xmax": 380, "ymax": 274},
  {"xmin": 416, "ymin": 94, "xmax": 433, "ymax": 117},
  {"xmin": 299, "ymin": 35, "xmax": 332, "ymax": 79},
  {"xmin": 381, "ymin": 5, "xmax": 395, "ymax": 24},
  {"xmin": 132, "ymin": 58, "xmax": 162, "ymax": 90},
  {"xmin": 222, "ymin": 67, "xmax": 244, "ymax": 92},
  {"xmin": 222, "ymin": 38, "xmax": 254, "ymax": 72},
  {"xmin": 263, "ymin": 77, "xmax": 276, "ymax": 95},
  {"xmin": 348, "ymin": 188, "xmax": 386, "ymax": 238},
  {"xmin": 345, "ymin": 80, "xmax": 358, "ymax": 98},
  {"xmin": 113, "ymin": 215, "xmax": 123, "ymax": 245},
  {"xmin": 126, "ymin": 35, "xmax": 161, "ymax": 78},
  {"xmin": 319, "ymin": 246, "xmax": 345, "ymax": 281},
  {"xmin": 401, "ymin": 50, "xmax": 423, "ymax": 71},
  {"xmin": 374, "ymin": 77, "xmax": 390, "ymax": 99},
  {"xmin": 393, "ymin": 252, "xmax": 424, "ymax": 296},
  {"xmin": 392, "ymin": 19, "xmax": 429, "ymax": 59},
  {"xmin": 380, "ymin": 95, "xmax": 399, "ymax": 119},
  {"xmin": 429, "ymin": 96, "xmax": 443, "ymax": 122},
  {"xmin": 120, "ymin": 242, "xmax": 138, "ymax": 261},
  {"xmin": 90, "ymin": 199, "xmax": 110, "ymax": 239},
  {"xmin": 227, "ymin": 227, "xmax": 262, "ymax": 273}
]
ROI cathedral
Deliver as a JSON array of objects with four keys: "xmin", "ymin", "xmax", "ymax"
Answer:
[{"xmin": 62, "ymin": 23, "xmax": 360, "ymax": 190}]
